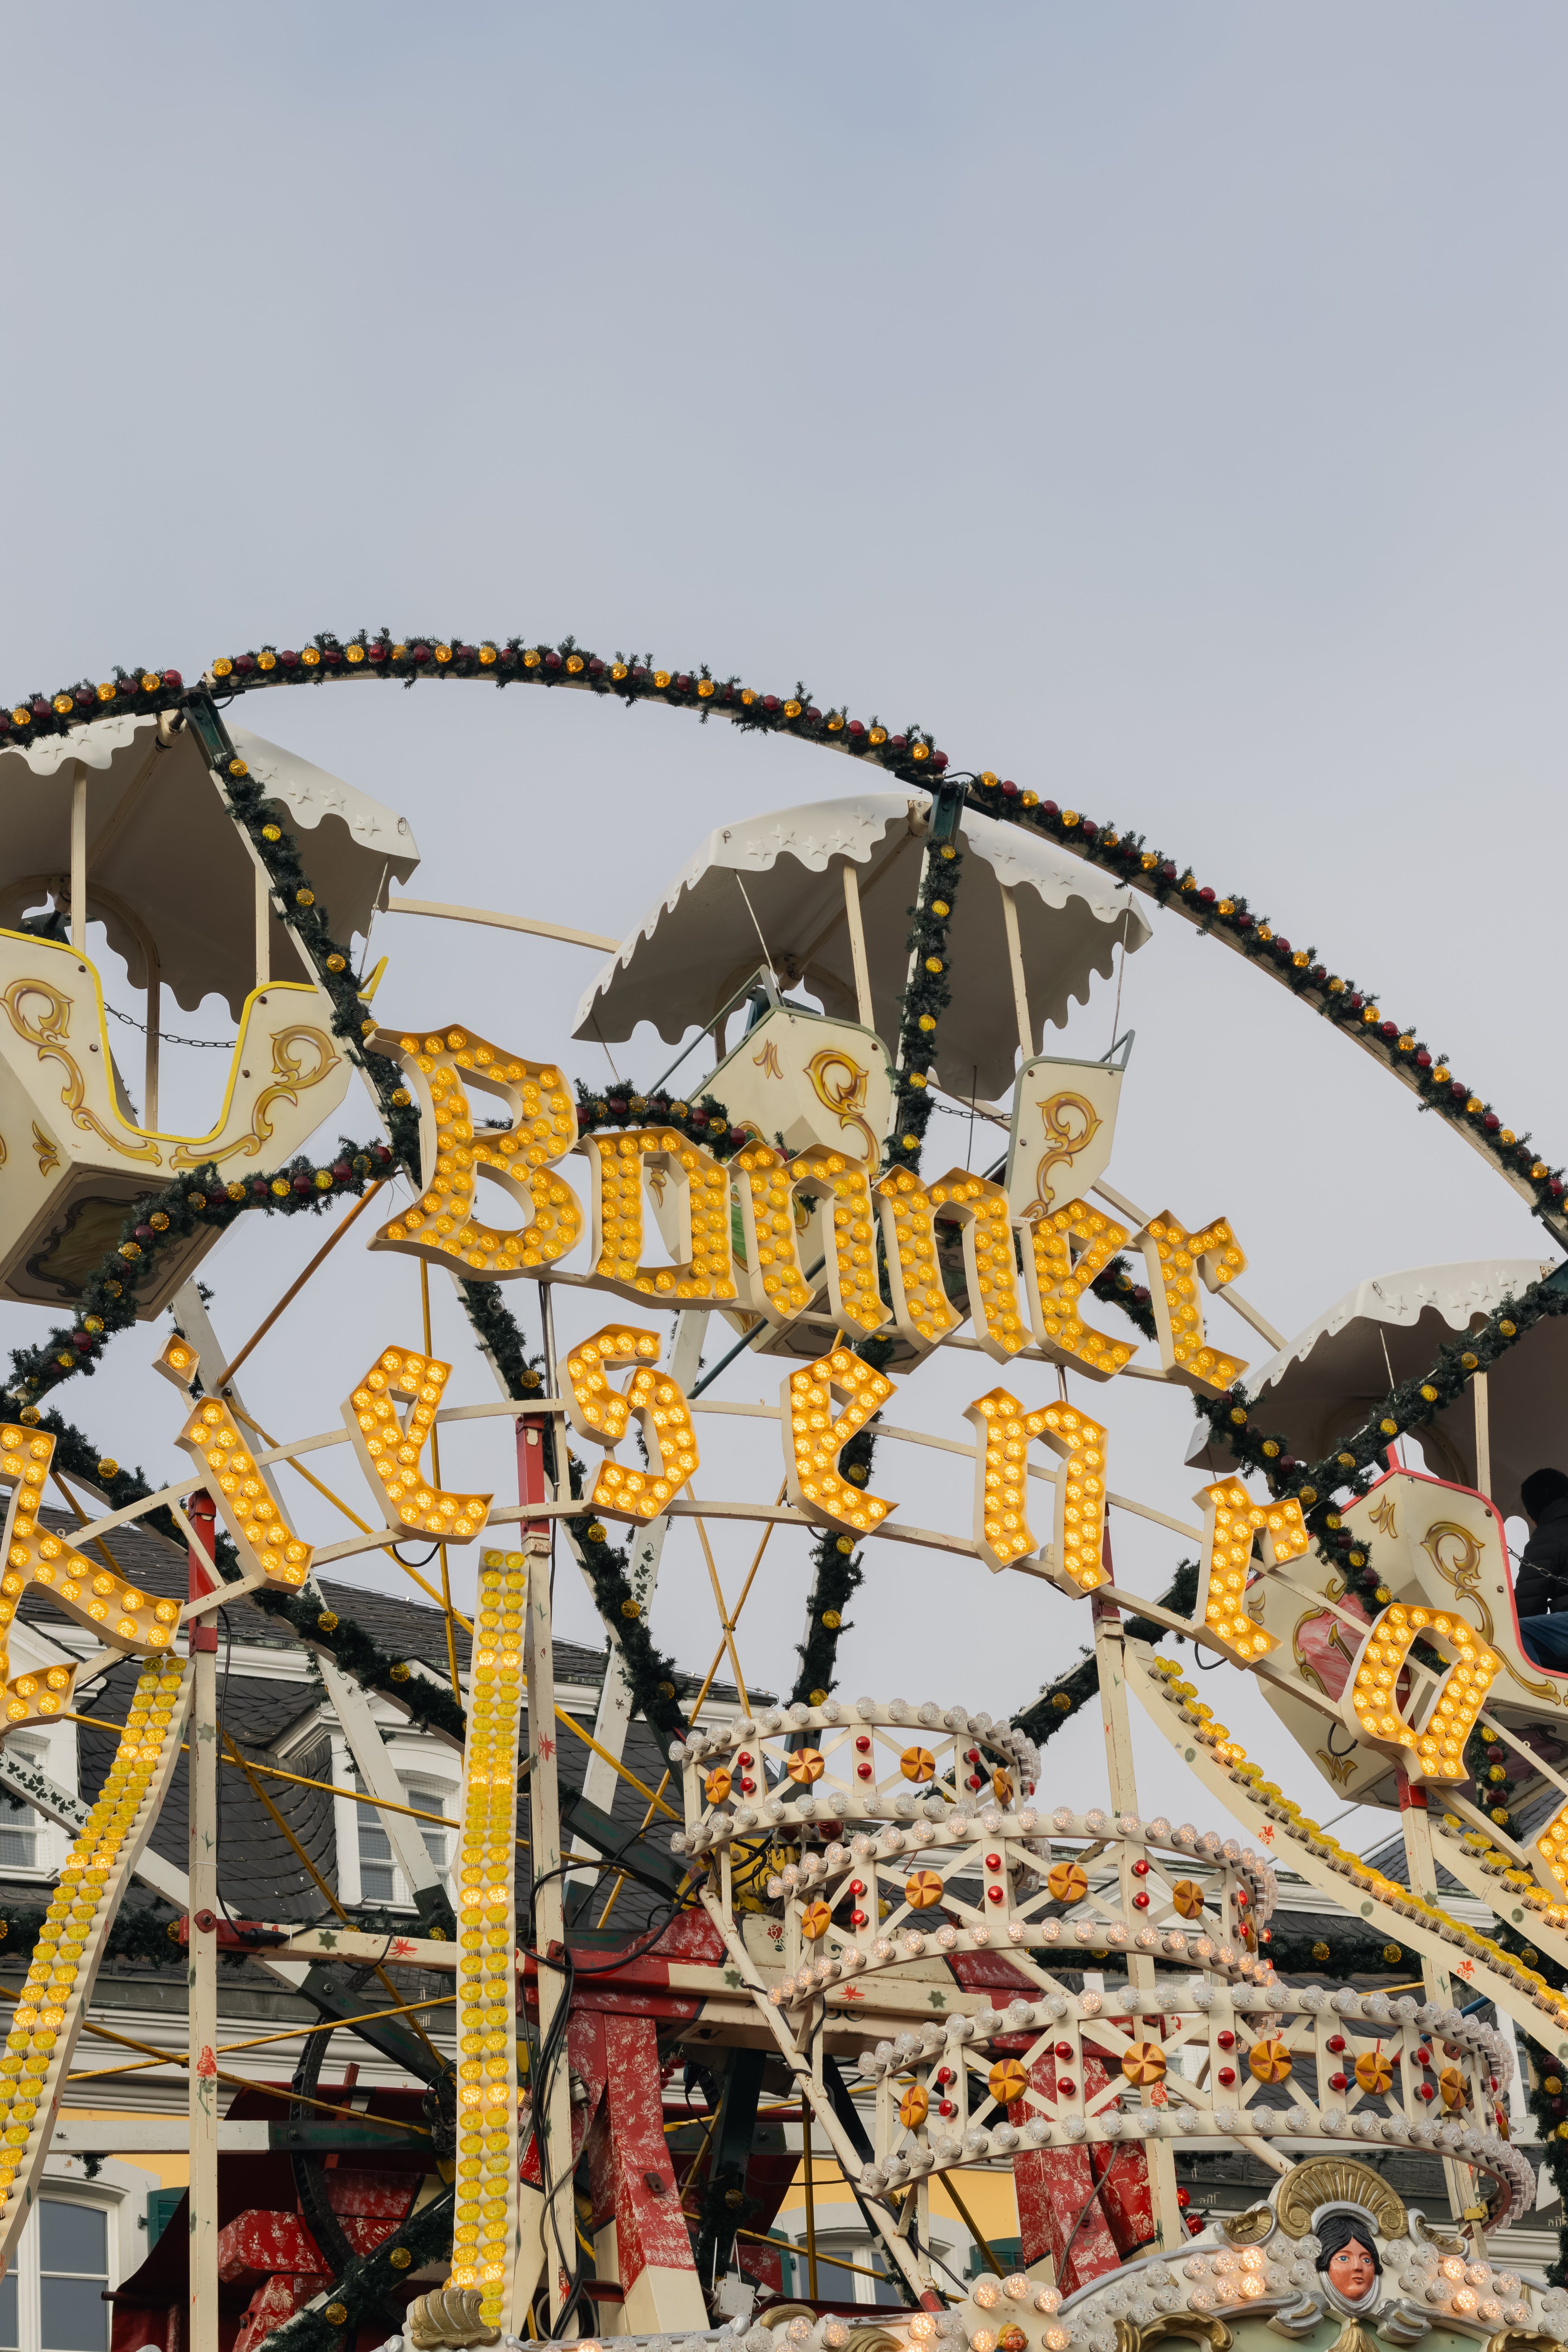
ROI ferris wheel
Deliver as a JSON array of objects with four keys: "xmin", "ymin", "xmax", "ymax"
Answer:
[{"xmin": 0, "ymin": 638, "xmax": 1563, "ymax": 2352}]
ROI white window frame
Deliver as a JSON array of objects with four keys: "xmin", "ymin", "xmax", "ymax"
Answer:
[
  {"xmin": 330, "ymin": 1735, "xmax": 456, "ymax": 1913},
  {"xmin": 0, "ymin": 2155, "xmax": 152, "ymax": 2352},
  {"xmin": 0, "ymin": 1721, "xmax": 75, "ymax": 1883}
]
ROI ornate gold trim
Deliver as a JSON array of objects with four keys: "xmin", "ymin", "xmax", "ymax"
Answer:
[
  {"xmin": 1422, "ymin": 1515, "xmax": 1564, "ymax": 1708},
  {"xmin": 169, "ymin": 1025, "xmax": 338, "ymax": 1168},
  {"xmin": 1116, "ymin": 2316, "xmax": 1233, "ymax": 2352},
  {"xmin": 1484, "ymin": 2333, "xmax": 1566, "ymax": 2352},
  {"xmin": 1022, "ymin": 1089, "xmax": 1103, "ymax": 1218},
  {"xmin": 1408, "ymin": 2210, "xmax": 1463, "ymax": 2255},
  {"xmin": 806, "ymin": 1045, "xmax": 880, "ymax": 1169},
  {"xmin": 30, "ymin": 1122, "xmax": 57, "ymax": 1176},
  {"xmin": 2, "ymin": 977, "xmax": 162, "ymax": 1164},
  {"xmin": 1220, "ymin": 2201, "xmax": 1276, "ymax": 2246},
  {"xmin": 406, "ymin": 2286, "xmax": 500, "ymax": 2349},
  {"xmin": 1274, "ymin": 2156, "xmax": 1406, "ymax": 2241}
]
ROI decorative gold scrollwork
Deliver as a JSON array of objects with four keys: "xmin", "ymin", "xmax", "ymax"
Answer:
[
  {"xmin": 1023, "ymin": 1089, "xmax": 1102, "ymax": 1215},
  {"xmin": 169, "ymin": 1026, "xmax": 338, "ymax": 1168},
  {"xmin": 1115, "ymin": 2317, "xmax": 1233, "ymax": 2352},
  {"xmin": 1423, "ymin": 1515, "xmax": 1564, "ymax": 1707},
  {"xmin": 2, "ymin": 978, "xmax": 161, "ymax": 1164},
  {"xmin": 1219, "ymin": 2201, "xmax": 1276, "ymax": 2246},
  {"xmin": 806, "ymin": 1045, "xmax": 879, "ymax": 1169},
  {"xmin": 1274, "ymin": 2154, "xmax": 1406, "ymax": 2240}
]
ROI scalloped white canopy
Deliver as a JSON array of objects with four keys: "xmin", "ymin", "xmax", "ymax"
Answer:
[
  {"xmin": 572, "ymin": 790, "xmax": 1150, "ymax": 1098},
  {"xmin": 1185, "ymin": 1256, "xmax": 1562, "ymax": 1517},
  {"xmin": 0, "ymin": 715, "xmax": 419, "ymax": 1016}
]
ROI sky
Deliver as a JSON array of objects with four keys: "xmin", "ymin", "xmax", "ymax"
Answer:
[{"xmin": 1, "ymin": 2, "xmax": 1565, "ymax": 1852}]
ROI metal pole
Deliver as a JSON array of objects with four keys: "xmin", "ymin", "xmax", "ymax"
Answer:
[
  {"xmin": 255, "ymin": 862, "xmax": 270, "ymax": 990},
  {"xmin": 518, "ymin": 1395, "xmax": 575, "ymax": 2330},
  {"xmin": 144, "ymin": 956, "xmax": 160, "ymax": 1133},
  {"xmin": 842, "ymin": 862, "xmax": 875, "ymax": 1029},
  {"xmin": 1474, "ymin": 1371, "xmax": 1492, "ymax": 1500},
  {"xmin": 1000, "ymin": 884, "xmax": 1033, "ymax": 1063},
  {"xmin": 69, "ymin": 763, "xmax": 87, "ymax": 955},
  {"xmin": 186, "ymin": 1492, "xmax": 221, "ymax": 2345},
  {"xmin": 802, "ymin": 2103, "xmax": 819, "ymax": 2301},
  {"xmin": 538, "ymin": 1280, "xmax": 560, "ymax": 1603}
]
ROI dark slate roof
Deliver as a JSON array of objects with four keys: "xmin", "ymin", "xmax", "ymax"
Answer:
[
  {"xmin": 18, "ymin": 1512, "xmax": 713, "ymax": 1939},
  {"xmin": 74, "ymin": 1658, "xmax": 334, "ymax": 1921},
  {"xmin": 25, "ymin": 1507, "xmax": 718, "ymax": 1694}
]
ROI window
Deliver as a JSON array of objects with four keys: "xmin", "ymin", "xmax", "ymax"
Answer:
[
  {"xmin": 0, "ymin": 2198, "xmax": 112, "ymax": 2350},
  {"xmin": 406, "ymin": 1779, "xmax": 451, "ymax": 1886},
  {"xmin": 782, "ymin": 2232, "xmax": 903, "ymax": 2306},
  {"xmin": 40, "ymin": 2201, "xmax": 107, "ymax": 2351},
  {"xmin": 0, "ymin": 1773, "xmax": 36, "ymax": 1873},
  {"xmin": 353, "ymin": 1772, "xmax": 451, "ymax": 1908},
  {"xmin": 357, "ymin": 1800, "xmax": 396, "ymax": 1905}
]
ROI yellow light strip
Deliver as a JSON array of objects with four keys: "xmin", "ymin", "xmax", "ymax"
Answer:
[{"xmin": 449, "ymin": 1546, "xmax": 529, "ymax": 2325}]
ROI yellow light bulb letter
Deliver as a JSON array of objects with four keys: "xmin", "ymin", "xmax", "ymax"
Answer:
[
  {"xmin": 874, "ymin": 1166, "xmax": 960, "ymax": 1354},
  {"xmin": 160, "ymin": 1340, "xmax": 315, "ymax": 1590},
  {"xmin": 729, "ymin": 1142, "xmax": 813, "ymax": 1326},
  {"xmin": 924, "ymin": 1170, "xmax": 1028, "ymax": 1361},
  {"xmin": 578, "ymin": 1126, "xmax": 737, "ymax": 1305},
  {"xmin": 782, "ymin": 1348, "xmax": 897, "ymax": 1535},
  {"xmin": 964, "ymin": 1393, "xmax": 1110, "ymax": 1595},
  {"xmin": 343, "ymin": 1347, "xmax": 492, "ymax": 1541},
  {"xmin": 1343, "ymin": 1602, "xmax": 1500, "ymax": 1782},
  {"xmin": 0, "ymin": 1417, "xmax": 173, "ymax": 1664},
  {"xmin": 1193, "ymin": 1480, "xmax": 1307, "ymax": 1663},
  {"xmin": 1137, "ymin": 1211, "xmax": 1248, "ymax": 1393},
  {"xmin": 369, "ymin": 1025, "xmax": 582, "ymax": 1277},
  {"xmin": 1021, "ymin": 1199, "xmax": 1137, "ymax": 1381},
  {"xmin": 564, "ymin": 1324, "xmax": 700, "ymax": 1523}
]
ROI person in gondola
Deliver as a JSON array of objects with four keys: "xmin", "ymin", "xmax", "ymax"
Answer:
[{"xmin": 1512, "ymin": 1468, "xmax": 1568, "ymax": 1668}]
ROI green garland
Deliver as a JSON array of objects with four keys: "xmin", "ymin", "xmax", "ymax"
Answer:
[
  {"xmin": 887, "ymin": 806, "xmax": 966, "ymax": 1173},
  {"xmin": 5, "ymin": 1137, "xmax": 394, "ymax": 1411},
  {"xmin": 9, "ymin": 638, "xmax": 1566, "ymax": 1243},
  {"xmin": 565, "ymin": 1495, "xmax": 690, "ymax": 1761},
  {"xmin": 180, "ymin": 696, "xmax": 420, "ymax": 1168},
  {"xmin": 1193, "ymin": 1262, "xmax": 1568, "ymax": 1611},
  {"xmin": 789, "ymin": 1421, "xmax": 876, "ymax": 1708},
  {"xmin": 1090, "ymin": 1255, "xmax": 1158, "ymax": 1341},
  {"xmin": 1257, "ymin": 1922, "xmax": 1416, "ymax": 1976},
  {"xmin": 261, "ymin": 2184, "xmax": 457, "ymax": 2352},
  {"xmin": 573, "ymin": 1081, "xmax": 741, "ymax": 1160},
  {"xmin": 1468, "ymin": 1722, "xmax": 1521, "ymax": 1839},
  {"xmin": 1010, "ymin": 1560, "xmax": 1200, "ymax": 1744}
]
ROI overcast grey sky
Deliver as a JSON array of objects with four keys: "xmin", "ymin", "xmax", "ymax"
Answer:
[{"xmin": 2, "ymin": 4, "xmax": 1565, "ymax": 1833}]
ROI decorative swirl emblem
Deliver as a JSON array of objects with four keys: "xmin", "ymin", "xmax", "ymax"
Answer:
[
  {"xmin": 806, "ymin": 1045, "xmax": 879, "ymax": 1170},
  {"xmin": 1024, "ymin": 1090, "xmax": 1102, "ymax": 1215},
  {"xmin": 3, "ymin": 976, "xmax": 162, "ymax": 1164},
  {"xmin": 170, "ymin": 1026, "xmax": 339, "ymax": 1168},
  {"xmin": 1423, "ymin": 1514, "xmax": 1563, "ymax": 1707}
]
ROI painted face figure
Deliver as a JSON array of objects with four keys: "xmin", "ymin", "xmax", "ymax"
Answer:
[{"xmin": 1326, "ymin": 2238, "xmax": 1377, "ymax": 2304}]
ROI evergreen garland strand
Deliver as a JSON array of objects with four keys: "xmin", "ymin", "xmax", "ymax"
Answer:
[
  {"xmin": 1192, "ymin": 1263, "xmax": 1568, "ymax": 1611},
  {"xmin": 5, "ymin": 1137, "xmax": 395, "ymax": 1410},
  {"xmin": 1010, "ymin": 1560, "xmax": 1200, "ymax": 1744},
  {"xmin": 260, "ymin": 2185, "xmax": 457, "ymax": 2352},
  {"xmin": 8, "ymin": 641, "xmax": 1565, "ymax": 1237}
]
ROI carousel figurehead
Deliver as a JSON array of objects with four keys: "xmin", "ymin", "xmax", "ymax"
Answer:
[{"xmin": 1312, "ymin": 2205, "xmax": 1384, "ymax": 2315}]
